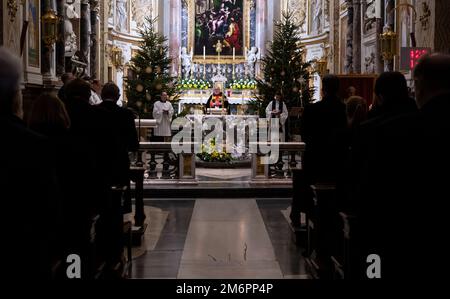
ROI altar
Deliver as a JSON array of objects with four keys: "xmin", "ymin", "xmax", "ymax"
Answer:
[{"xmin": 177, "ymin": 90, "xmax": 256, "ymax": 115}]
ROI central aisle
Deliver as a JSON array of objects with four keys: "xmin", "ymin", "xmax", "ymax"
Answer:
[{"xmin": 177, "ymin": 199, "xmax": 283, "ymax": 279}]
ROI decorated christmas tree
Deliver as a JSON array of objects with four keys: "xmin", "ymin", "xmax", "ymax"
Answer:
[
  {"xmin": 255, "ymin": 11, "xmax": 314, "ymax": 114},
  {"xmin": 125, "ymin": 17, "xmax": 178, "ymax": 118}
]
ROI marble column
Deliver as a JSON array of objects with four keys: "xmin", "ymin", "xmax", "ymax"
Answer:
[
  {"xmin": 256, "ymin": 0, "xmax": 268, "ymax": 58},
  {"xmin": 56, "ymin": 0, "xmax": 65, "ymax": 77},
  {"xmin": 80, "ymin": 0, "xmax": 91, "ymax": 75},
  {"xmin": 41, "ymin": 0, "xmax": 52, "ymax": 77},
  {"xmin": 345, "ymin": 0, "xmax": 354, "ymax": 73},
  {"xmin": 375, "ymin": 0, "xmax": 384, "ymax": 74},
  {"xmin": 169, "ymin": 0, "xmax": 181, "ymax": 76},
  {"xmin": 384, "ymin": 0, "xmax": 395, "ymax": 71},
  {"xmin": 352, "ymin": 0, "xmax": 362, "ymax": 73},
  {"xmin": 90, "ymin": 0, "xmax": 99, "ymax": 79}
]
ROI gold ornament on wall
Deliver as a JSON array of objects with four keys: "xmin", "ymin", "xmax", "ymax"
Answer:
[
  {"xmin": 111, "ymin": 46, "xmax": 124, "ymax": 68},
  {"xmin": 42, "ymin": 9, "xmax": 59, "ymax": 47},
  {"xmin": 7, "ymin": 0, "xmax": 19, "ymax": 23}
]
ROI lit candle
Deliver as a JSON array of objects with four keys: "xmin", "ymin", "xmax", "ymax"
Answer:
[{"xmin": 203, "ymin": 46, "xmax": 206, "ymax": 60}]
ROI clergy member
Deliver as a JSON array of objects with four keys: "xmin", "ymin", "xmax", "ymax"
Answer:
[
  {"xmin": 265, "ymin": 91, "xmax": 289, "ymax": 141},
  {"xmin": 153, "ymin": 91, "xmax": 174, "ymax": 142},
  {"xmin": 205, "ymin": 87, "xmax": 229, "ymax": 114}
]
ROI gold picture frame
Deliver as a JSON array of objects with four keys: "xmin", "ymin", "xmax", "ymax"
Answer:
[{"xmin": 187, "ymin": 0, "xmax": 251, "ymax": 64}]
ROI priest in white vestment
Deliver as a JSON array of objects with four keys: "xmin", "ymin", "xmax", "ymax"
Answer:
[
  {"xmin": 153, "ymin": 91, "xmax": 174, "ymax": 141},
  {"xmin": 265, "ymin": 92, "xmax": 289, "ymax": 142}
]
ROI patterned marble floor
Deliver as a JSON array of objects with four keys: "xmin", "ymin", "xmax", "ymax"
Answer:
[{"xmin": 131, "ymin": 199, "xmax": 309, "ymax": 279}]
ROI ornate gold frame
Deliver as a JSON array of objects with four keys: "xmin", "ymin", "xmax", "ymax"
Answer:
[{"xmin": 187, "ymin": 0, "xmax": 251, "ymax": 64}]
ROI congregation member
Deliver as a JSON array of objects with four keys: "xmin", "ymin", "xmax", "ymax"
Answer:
[
  {"xmin": 0, "ymin": 47, "xmax": 60, "ymax": 278},
  {"xmin": 58, "ymin": 72, "xmax": 75, "ymax": 103},
  {"xmin": 152, "ymin": 91, "xmax": 174, "ymax": 142},
  {"xmin": 28, "ymin": 93, "xmax": 99, "ymax": 277},
  {"xmin": 351, "ymin": 54, "xmax": 450, "ymax": 278},
  {"xmin": 366, "ymin": 71, "xmax": 417, "ymax": 121},
  {"xmin": 89, "ymin": 79, "xmax": 103, "ymax": 106},
  {"xmin": 290, "ymin": 75, "xmax": 347, "ymax": 226},
  {"xmin": 99, "ymin": 82, "xmax": 139, "ymax": 213}
]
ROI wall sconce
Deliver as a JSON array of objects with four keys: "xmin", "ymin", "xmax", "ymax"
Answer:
[
  {"xmin": 42, "ymin": 9, "xmax": 58, "ymax": 47},
  {"xmin": 111, "ymin": 46, "xmax": 124, "ymax": 68},
  {"xmin": 314, "ymin": 57, "xmax": 328, "ymax": 77},
  {"xmin": 380, "ymin": 26, "xmax": 397, "ymax": 61}
]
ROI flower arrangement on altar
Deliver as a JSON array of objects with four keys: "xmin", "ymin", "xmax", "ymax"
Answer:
[
  {"xmin": 228, "ymin": 79, "xmax": 257, "ymax": 90},
  {"xmin": 196, "ymin": 138, "xmax": 233, "ymax": 163},
  {"xmin": 178, "ymin": 78, "xmax": 212, "ymax": 90}
]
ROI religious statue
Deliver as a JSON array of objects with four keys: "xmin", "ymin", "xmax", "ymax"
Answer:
[
  {"xmin": 116, "ymin": 0, "xmax": 128, "ymax": 32},
  {"xmin": 64, "ymin": 0, "xmax": 78, "ymax": 54},
  {"xmin": 311, "ymin": 0, "xmax": 322, "ymax": 35},
  {"xmin": 246, "ymin": 47, "xmax": 258, "ymax": 78},
  {"xmin": 364, "ymin": 0, "xmax": 377, "ymax": 32},
  {"xmin": 180, "ymin": 47, "xmax": 193, "ymax": 79},
  {"xmin": 419, "ymin": 2, "xmax": 431, "ymax": 31}
]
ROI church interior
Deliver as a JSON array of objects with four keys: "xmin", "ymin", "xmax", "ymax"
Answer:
[{"xmin": 1, "ymin": 0, "xmax": 450, "ymax": 286}]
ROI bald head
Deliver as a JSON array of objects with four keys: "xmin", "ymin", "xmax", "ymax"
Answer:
[
  {"xmin": 414, "ymin": 54, "xmax": 450, "ymax": 109},
  {"xmin": 0, "ymin": 47, "xmax": 23, "ymax": 117}
]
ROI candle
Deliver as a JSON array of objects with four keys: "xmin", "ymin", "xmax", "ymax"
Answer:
[
  {"xmin": 203, "ymin": 46, "xmax": 206, "ymax": 60},
  {"xmin": 233, "ymin": 47, "xmax": 235, "ymax": 61}
]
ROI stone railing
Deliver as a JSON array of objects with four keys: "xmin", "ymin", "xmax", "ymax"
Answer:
[
  {"xmin": 133, "ymin": 142, "xmax": 197, "ymax": 182},
  {"xmin": 250, "ymin": 142, "xmax": 306, "ymax": 181}
]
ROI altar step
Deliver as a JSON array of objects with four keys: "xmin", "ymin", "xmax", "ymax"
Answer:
[{"xmin": 133, "ymin": 181, "xmax": 293, "ymax": 198}]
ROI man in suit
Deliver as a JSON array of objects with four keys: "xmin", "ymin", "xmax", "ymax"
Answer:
[
  {"xmin": 0, "ymin": 47, "xmax": 60, "ymax": 278},
  {"xmin": 301, "ymin": 74, "xmax": 347, "ymax": 184},
  {"xmin": 290, "ymin": 75, "xmax": 347, "ymax": 227},
  {"xmin": 99, "ymin": 82, "xmax": 139, "ymax": 187}
]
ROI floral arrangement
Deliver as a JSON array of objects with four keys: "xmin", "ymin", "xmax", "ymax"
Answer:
[
  {"xmin": 228, "ymin": 79, "xmax": 257, "ymax": 90},
  {"xmin": 178, "ymin": 78, "xmax": 212, "ymax": 90},
  {"xmin": 197, "ymin": 138, "xmax": 233, "ymax": 163}
]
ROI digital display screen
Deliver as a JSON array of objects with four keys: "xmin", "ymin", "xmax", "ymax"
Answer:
[{"xmin": 400, "ymin": 47, "xmax": 431, "ymax": 71}]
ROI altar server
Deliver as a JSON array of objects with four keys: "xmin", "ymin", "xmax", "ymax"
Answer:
[{"xmin": 153, "ymin": 91, "xmax": 174, "ymax": 141}]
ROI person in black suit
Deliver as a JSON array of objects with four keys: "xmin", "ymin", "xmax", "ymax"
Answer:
[
  {"xmin": 64, "ymin": 78, "xmax": 124, "ymax": 274},
  {"xmin": 351, "ymin": 54, "xmax": 450, "ymax": 279},
  {"xmin": 301, "ymin": 74, "xmax": 348, "ymax": 184},
  {"xmin": 0, "ymin": 47, "xmax": 60, "ymax": 279},
  {"xmin": 99, "ymin": 82, "xmax": 139, "ymax": 212},
  {"xmin": 290, "ymin": 75, "xmax": 347, "ymax": 226},
  {"xmin": 99, "ymin": 83, "xmax": 139, "ymax": 272}
]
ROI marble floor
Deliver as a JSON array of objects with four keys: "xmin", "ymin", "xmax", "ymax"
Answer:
[{"xmin": 131, "ymin": 199, "xmax": 310, "ymax": 279}]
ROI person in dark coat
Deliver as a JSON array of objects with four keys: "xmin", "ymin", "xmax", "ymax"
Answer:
[
  {"xmin": 99, "ymin": 82, "xmax": 139, "ymax": 214},
  {"xmin": 0, "ymin": 47, "xmax": 60, "ymax": 279},
  {"xmin": 290, "ymin": 75, "xmax": 347, "ymax": 226},
  {"xmin": 301, "ymin": 74, "xmax": 348, "ymax": 184},
  {"xmin": 28, "ymin": 92, "xmax": 100, "ymax": 278},
  {"xmin": 352, "ymin": 54, "xmax": 450, "ymax": 279}
]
